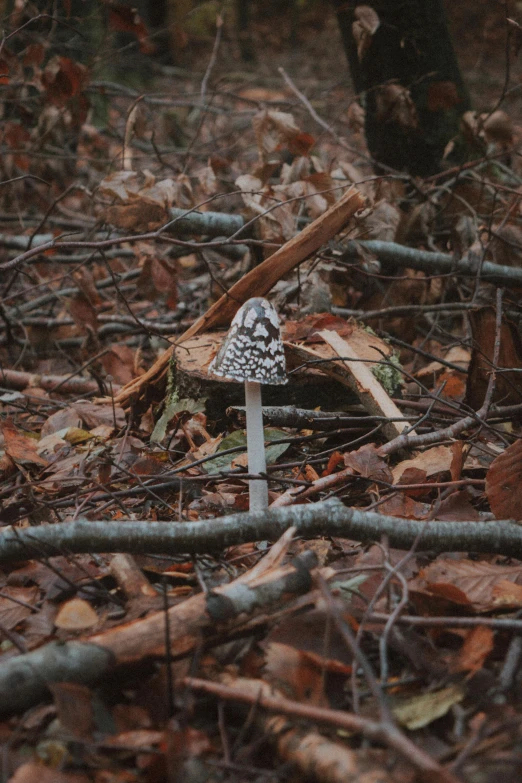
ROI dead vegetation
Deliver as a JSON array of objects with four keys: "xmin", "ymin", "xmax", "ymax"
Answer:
[{"xmin": 1, "ymin": 2, "xmax": 522, "ymax": 782}]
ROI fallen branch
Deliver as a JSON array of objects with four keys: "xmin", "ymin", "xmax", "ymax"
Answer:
[
  {"xmin": 0, "ymin": 210, "xmax": 245, "ymax": 255},
  {"xmin": 113, "ymin": 185, "xmax": 366, "ymax": 406},
  {"xmin": 0, "ymin": 499, "xmax": 521, "ymax": 565},
  {"xmin": 228, "ymin": 404, "xmax": 409, "ymax": 430},
  {"xmin": 0, "ymin": 532, "xmax": 315, "ymax": 714},
  {"xmin": 343, "ymin": 239, "xmax": 522, "ymax": 286},
  {"xmin": 183, "ymin": 674, "xmax": 459, "ymax": 782},
  {"xmin": 0, "ymin": 368, "xmax": 121, "ymax": 396},
  {"xmin": 167, "ymin": 206, "xmax": 245, "ymax": 237}
]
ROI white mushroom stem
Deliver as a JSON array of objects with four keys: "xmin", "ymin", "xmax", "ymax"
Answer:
[{"xmin": 244, "ymin": 380, "xmax": 268, "ymax": 512}]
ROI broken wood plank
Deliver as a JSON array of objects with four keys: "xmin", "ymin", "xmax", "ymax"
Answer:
[{"xmin": 317, "ymin": 329, "xmax": 415, "ymax": 441}]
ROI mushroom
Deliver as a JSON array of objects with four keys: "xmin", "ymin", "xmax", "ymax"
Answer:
[{"xmin": 208, "ymin": 297, "xmax": 287, "ymax": 512}]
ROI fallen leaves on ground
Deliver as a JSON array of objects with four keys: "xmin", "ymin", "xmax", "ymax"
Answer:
[{"xmin": 0, "ymin": 5, "xmax": 521, "ymax": 782}]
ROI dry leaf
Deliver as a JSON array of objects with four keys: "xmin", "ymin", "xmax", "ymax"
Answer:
[
  {"xmin": 486, "ymin": 439, "xmax": 522, "ymax": 520},
  {"xmin": 392, "ymin": 445, "xmax": 455, "ymax": 484},
  {"xmin": 344, "ymin": 443, "xmax": 392, "ymax": 483},
  {"xmin": 71, "ymin": 401, "xmax": 126, "ymax": 430},
  {"xmin": 412, "ymin": 558, "xmax": 522, "ymax": 611},
  {"xmin": 482, "ymin": 110, "xmax": 514, "ymax": 146},
  {"xmin": 55, "ymin": 598, "xmax": 98, "ymax": 630},
  {"xmin": 252, "ymin": 109, "xmax": 314, "ymax": 163},
  {"xmin": 0, "ymin": 586, "xmax": 38, "ymax": 630},
  {"xmin": 465, "ymin": 307, "xmax": 522, "ymax": 409},
  {"xmin": 1, "ymin": 418, "xmax": 48, "ymax": 468},
  {"xmin": 40, "ymin": 408, "xmax": 82, "ymax": 438},
  {"xmin": 8, "ymin": 762, "xmax": 89, "ymax": 783},
  {"xmin": 449, "ymin": 626, "xmax": 494, "ymax": 674},
  {"xmin": 392, "ymin": 685, "xmax": 465, "ymax": 730},
  {"xmin": 375, "ymin": 84, "xmax": 417, "ymax": 129},
  {"xmin": 101, "ymin": 345, "xmax": 139, "ymax": 386},
  {"xmin": 352, "ymin": 5, "xmax": 380, "ymax": 61},
  {"xmin": 492, "ymin": 579, "xmax": 522, "ymax": 607}
]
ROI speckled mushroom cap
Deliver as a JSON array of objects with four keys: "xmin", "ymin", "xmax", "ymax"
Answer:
[{"xmin": 208, "ymin": 297, "xmax": 287, "ymax": 385}]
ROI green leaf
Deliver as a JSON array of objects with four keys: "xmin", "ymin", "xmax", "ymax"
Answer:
[
  {"xmin": 151, "ymin": 396, "xmax": 206, "ymax": 444},
  {"xmin": 331, "ymin": 573, "xmax": 370, "ymax": 598},
  {"xmin": 204, "ymin": 428, "xmax": 290, "ymax": 474}
]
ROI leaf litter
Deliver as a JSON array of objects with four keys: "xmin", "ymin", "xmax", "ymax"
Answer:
[{"xmin": 0, "ymin": 4, "xmax": 521, "ymax": 782}]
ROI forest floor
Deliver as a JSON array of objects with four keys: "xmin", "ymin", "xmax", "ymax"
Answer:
[{"xmin": 0, "ymin": 3, "xmax": 522, "ymax": 783}]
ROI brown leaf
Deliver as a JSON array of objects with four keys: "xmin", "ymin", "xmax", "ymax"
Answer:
[
  {"xmin": 491, "ymin": 223, "xmax": 522, "ymax": 267},
  {"xmin": 105, "ymin": 201, "xmax": 166, "ymax": 232},
  {"xmin": 486, "ymin": 439, "xmax": 522, "ymax": 520},
  {"xmin": 392, "ymin": 445, "xmax": 454, "ymax": 485},
  {"xmin": 1, "ymin": 418, "xmax": 48, "ymax": 468},
  {"xmin": 102, "ymin": 728, "xmax": 165, "ymax": 749},
  {"xmin": 68, "ymin": 293, "xmax": 98, "ymax": 333},
  {"xmin": 344, "ymin": 443, "xmax": 392, "ymax": 483},
  {"xmin": 11, "ymin": 556, "xmax": 107, "ymax": 598},
  {"xmin": 449, "ymin": 626, "xmax": 494, "ymax": 674},
  {"xmin": 322, "ymin": 450, "xmax": 345, "ymax": 476},
  {"xmin": 264, "ymin": 642, "xmax": 330, "ymax": 706},
  {"xmin": 393, "ymin": 685, "xmax": 464, "ymax": 731},
  {"xmin": 354, "ymin": 5, "xmax": 380, "ymax": 34},
  {"xmin": 427, "ymin": 583, "xmax": 472, "ymax": 606},
  {"xmin": 376, "ymin": 493, "xmax": 430, "ymax": 519},
  {"xmin": 283, "ymin": 313, "xmax": 355, "ymax": 343},
  {"xmin": 40, "ymin": 407, "xmax": 82, "ymax": 438},
  {"xmin": 375, "ymin": 84, "xmax": 418, "ymax": 129},
  {"xmin": 306, "ymin": 171, "xmax": 338, "ymax": 205},
  {"xmin": 413, "ymin": 558, "xmax": 522, "ymax": 611},
  {"xmin": 431, "ymin": 490, "xmax": 480, "ymax": 522},
  {"xmin": 98, "ymin": 170, "xmax": 140, "ymax": 201},
  {"xmin": 23, "ymin": 43, "xmax": 45, "ymax": 68},
  {"xmin": 150, "ymin": 257, "xmax": 178, "ymax": 309},
  {"xmin": 288, "ymin": 131, "xmax": 315, "ymax": 156},
  {"xmin": 108, "ymin": 5, "xmax": 155, "ymax": 55},
  {"xmin": 264, "ymin": 609, "xmax": 353, "ymax": 706},
  {"xmin": 492, "ymin": 579, "xmax": 522, "ymax": 608},
  {"xmin": 0, "ymin": 57, "xmax": 9, "ymax": 86},
  {"xmin": 352, "ymin": 5, "xmax": 380, "ymax": 61},
  {"xmin": 0, "ymin": 451, "xmax": 16, "ymax": 480},
  {"xmin": 71, "ymin": 401, "xmax": 126, "ymax": 430},
  {"xmin": 252, "ymin": 109, "xmax": 314, "ymax": 163},
  {"xmin": 38, "ymin": 451, "xmax": 88, "ymax": 494},
  {"xmin": 465, "ymin": 307, "xmax": 522, "ymax": 409},
  {"xmin": 101, "ymin": 345, "xmax": 138, "ymax": 386},
  {"xmin": 8, "ymin": 762, "xmax": 90, "ymax": 783},
  {"xmin": 438, "ymin": 369, "xmax": 467, "ymax": 401},
  {"xmin": 0, "ymin": 586, "xmax": 38, "ymax": 630},
  {"xmin": 42, "ymin": 56, "xmax": 87, "ymax": 106},
  {"xmin": 482, "ymin": 110, "xmax": 514, "ymax": 146},
  {"xmin": 55, "ymin": 598, "xmax": 98, "ymax": 630},
  {"xmin": 395, "ymin": 467, "xmax": 427, "ymax": 498}
]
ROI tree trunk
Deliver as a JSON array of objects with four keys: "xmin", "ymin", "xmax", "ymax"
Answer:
[{"xmin": 332, "ymin": 0, "xmax": 471, "ymax": 176}]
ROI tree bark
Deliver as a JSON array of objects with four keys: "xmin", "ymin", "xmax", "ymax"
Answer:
[{"xmin": 332, "ymin": 0, "xmax": 470, "ymax": 175}]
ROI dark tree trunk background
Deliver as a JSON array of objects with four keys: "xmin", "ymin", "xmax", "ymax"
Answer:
[{"xmin": 332, "ymin": 0, "xmax": 471, "ymax": 176}]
